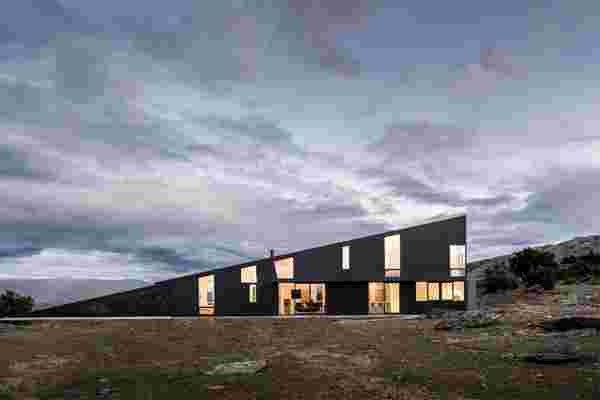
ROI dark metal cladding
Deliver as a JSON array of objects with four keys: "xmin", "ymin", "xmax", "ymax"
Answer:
[{"xmin": 28, "ymin": 214, "xmax": 468, "ymax": 317}]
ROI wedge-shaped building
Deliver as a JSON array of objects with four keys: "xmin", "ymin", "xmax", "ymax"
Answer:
[{"xmin": 31, "ymin": 213, "xmax": 474, "ymax": 317}]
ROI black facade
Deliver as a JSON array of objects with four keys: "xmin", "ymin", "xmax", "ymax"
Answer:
[{"xmin": 30, "ymin": 214, "xmax": 471, "ymax": 317}]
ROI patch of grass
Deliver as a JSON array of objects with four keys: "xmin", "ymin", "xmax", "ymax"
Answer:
[
  {"xmin": 0, "ymin": 384, "xmax": 16, "ymax": 400},
  {"xmin": 35, "ymin": 364, "xmax": 273, "ymax": 400},
  {"xmin": 95, "ymin": 335, "xmax": 114, "ymax": 354},
  {"xmin": 386, "ymin": 331, "xmax": 600, "ymax": 400},
  {"xmin": 561, "ymin": 277, "xmax": 578, "ymax": 285},
  {"xmin": 574, "ymin": 335, "xmax": 600, "ymax": 353},
  {"xmin": 386, "ymin": 367, "xmax": 433, "ymax": 386}
]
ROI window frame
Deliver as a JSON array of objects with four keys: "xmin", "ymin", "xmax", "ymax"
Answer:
[
  {"xmin": 249, "ymin": 283, "xmax": 257, "ymax": 303},
  {"xmin": 342, "ymin": 245, "xmax": 350, "ymax": 270},
  {"xmin": 275, "ymin": 257, "xmax": 294, "ymax": 280},
  {"xmin": 449, "ymin": 244, "xmax": 466, "ymax": 277},
  {"xmin": 241, "ymin": 265, "xmax": 257, "ymax": 283},
  {"xmin": 427, "ymin": 282, "xmax": 440, "ymax": 301},
  {"xmin": 452, "ymin": 281, "xmax": 465, "ymax": 301},
  {"xmin": 416, "ymin": 282, "xmax": 428, "ymax": 302},
  {"xmin": 384, "ymin": 234, "xmax": 401, "ymax": 270}
]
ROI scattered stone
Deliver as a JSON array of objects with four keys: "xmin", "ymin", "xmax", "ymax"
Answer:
[
  {"xmin": 523, "ymin": 353, "xmax": 581, "ymax": 364},
  {"xmin": 207, "ymin": 385, "xmax": 226, "ymax": 390},
  {"xmin": 433, "ymin": 309, "xmax": 500, "ymax": 331},
  {"xmin": 541, "ymin": 317, "xmax": 600, "ymax": 332},
  {"xmin": 205, "ymin": 360, "xmax": 267, "ymax": 376},
  {"xmin": 0, "ymin": 323, "xmax": 18, "ymax": 336}
]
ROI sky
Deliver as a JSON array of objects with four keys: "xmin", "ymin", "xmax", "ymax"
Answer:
[{"xmin": 1, "ymin": 0, "xmax": 599, "ymax": 281}]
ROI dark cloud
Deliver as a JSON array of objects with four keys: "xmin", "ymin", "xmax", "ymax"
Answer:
[
  {"xmin": 193, "ymin": 114, "xmax": 301, "ymax": 153},
  {"xmin": 369, "ymin": 121, "xmax": 478, "ymax": 160},
  {"xmin": 132, "ymin": 246, "xmax": 215, "ymax": 274},
  {"xmin": 0, "ymin": 245, "xmax": 43, "ymax": 259},
  {"xmin": 53, "ymin": 36, "xmax": 109, "ymax": 103},
  {"xmin": 0, "ymin": 81, "xmax": 45, "ymax": 120},
  {"xmin": 0, "ymin": 145, "xmax": 55, "ymax": 181},
  {"xmin": 283, "ymin": 0, "xmax": 371, "ymax": 76},
  {"xmin": 479, "ymin": 47, "xmax": 527, "ymax": 79},
  {"xmin": 0, "ymin": 0, "xmax": 85, "ymax": 47},
  {"xmin": 505, "ymin": 169, "xmax": 600, "ymax": 231}
]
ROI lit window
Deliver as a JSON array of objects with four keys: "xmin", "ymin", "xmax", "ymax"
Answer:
[
  {"xmin": 249, "ymin": 284, "xmax": 257, "ymax": 303},
  {"xmin": 241, "ymin": 265, "xmax": 257, "ymax": 283},
  {"xmin": 342, "ymin": 245, "xmax": 350, "ymax": 270},
  {"xmin": 275, "ymin": 257, "xmax": 294, "ymax": 279},
  {"xmin": 199, "ymin": 275, "xmax": 215, "ymax": 309},
  {"xmin": 453, "ymin": 281, "xmax": 465, "ymax": 301},
  {"xmin": 385, "ymin": 234, "xmax": 401, "ymax": 269},
  {"xmin": 450, "ymin": 245, "xmax": 466, "ymax": 277},
  {"xmin": 427, "ymin": 282, "xmax": 439, "ymax": 301},
  {"xmin": 416, "ymin": 282, "xmax": 428, "ymax": 302},
  {"xmin": 441, "ymin": 282, "xmax": 453, "ymax": 300}
]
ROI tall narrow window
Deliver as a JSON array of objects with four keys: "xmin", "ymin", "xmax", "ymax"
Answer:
[
  {"xmin": 198, "ymin": 275, "xmax": 215, "ymax": 315},
  {"xmin": 427, "ymin": 282, "xmax": 440, "ymax": 300},
  {"xmin": 241, "ymin": 265, "xmax": 257, "ymax": 283},
  {"xmin": 450, "ymin": 245, "xmax": 466, "ymax": 277},
  {"xmin": 275, "ymin": 257, "xmax": 294, "ymax": 279},
  {"xmin": 342, "ymin": 246, "xmax": 350, "ymax": 270},
  {"xmin": 385, "ymin": 234, "xmax": 401, "ymax": 277},
  {"xmin": 453, "ymin": 281, "xmax": 465, "ymax": 301},
  {"xmin": 249, "ymin": 284, "xmax": 257, "ymax": 303},
  {"xmin": 441, "ymin": 282, "xmax": 453, "ymax": 300}
]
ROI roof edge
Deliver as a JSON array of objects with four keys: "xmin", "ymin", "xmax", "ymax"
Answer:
[{"xmin": 156, "ymin": 212, "xmax": 466, "ymax": 284}]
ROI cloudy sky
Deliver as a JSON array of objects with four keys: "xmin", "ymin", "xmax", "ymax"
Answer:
[{"xmin": 1, "ymin": 0, "xmax": 599, "ymax": 282}]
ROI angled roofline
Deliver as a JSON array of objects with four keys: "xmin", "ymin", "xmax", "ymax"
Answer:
[{"xmin": 156, "ymin": 212, "xmax": 466, "ymax": 284}]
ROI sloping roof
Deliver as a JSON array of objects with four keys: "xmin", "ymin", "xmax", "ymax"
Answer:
[{"xmin": 157, "ymin": 212, "xmax": 466, "ymax": 283}]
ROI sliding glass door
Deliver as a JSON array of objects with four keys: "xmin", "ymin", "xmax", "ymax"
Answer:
[{"xmin": 384, "ymin": 283, "xmax": 400, "ymax": 313}]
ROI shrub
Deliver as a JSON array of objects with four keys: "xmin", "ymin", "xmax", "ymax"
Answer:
[
  {"xmin": 561, "ymin": 255, "xmax": 577, "ymax": 264},
  {"xmin": 509, "ymin": 248, "xmax": 558, "ymax": 289},
  {"xmin": 0, "ymin": 290, "xmax": 34, "ymax": 317},
  {"xmin": 482, "ymin": 264, "xmax": 519, "ymax": 294}
]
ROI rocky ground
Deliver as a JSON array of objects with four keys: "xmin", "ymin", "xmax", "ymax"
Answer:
[{"xmin": 1, "ymin": 285, "xmax": 600, "ymax": 400}]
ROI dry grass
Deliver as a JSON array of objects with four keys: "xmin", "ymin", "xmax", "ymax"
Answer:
[{"xmin": 1, "ymin": 288, "xmax": 600, "ymax": 399}]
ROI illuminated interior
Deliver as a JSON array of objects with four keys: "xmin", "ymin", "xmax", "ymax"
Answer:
[
  {"xmin": 416, "ymin": 282, "xmax": 428, "ymax": 302},
  {"xmin": 416, "ymin": 281, "xmax": 465, "ymax": 302},
  {"xmin": 198, "ymin": 275, "xmax": 215, "ymax": 315},
  {"xmin": 441, "ymin": 282, "xmax": 453, "ymax": 300},
  {"xmin": 385, "ymin": 282, "xmax": 400, "ymax": 313},
  {"xmin": 450, "ymin": 245, "xmax": 466, "ymax": 277},
  {"xmin": 368, "ymin": 282, "xmax": 385, "ymax": 313},
  {"xmin": 453, "ymin": 281, "xmax": 464, "ymax": 301},
  {"xmin": 427, "ymin": 282, "xmax": 440, "ymax": 300},
  {"xmin": 278, "ymin": 283, "xmax": 326, "ymax": 315},
  {"xmin": 241, "ymin": 265, "xmax": 257, "ymax": 283},
  {"xmin": 275, "ymin": 257, "xmax": 294, "ymax": 279},
  {"xmin": 385, "ymin": 234, "xmax": 401, "ymax": 277}
]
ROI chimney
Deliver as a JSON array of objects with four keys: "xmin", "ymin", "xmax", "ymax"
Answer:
[{"xmin": 270, "ymin": 249, "xmax": 275, "ymax": 259}]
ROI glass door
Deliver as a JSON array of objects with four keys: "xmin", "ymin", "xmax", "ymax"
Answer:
[{"xmin": 385, "ymin": 283, "xmax": 400, "ymax": 313}]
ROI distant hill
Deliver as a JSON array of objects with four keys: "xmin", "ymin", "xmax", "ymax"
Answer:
[
  {"xmin": 0, "ymin": 278, "xmax": 149, "ymax": 310},
  {"xmin": 468, "ymin": 234, "xmax": 600, "ymax": 281}
]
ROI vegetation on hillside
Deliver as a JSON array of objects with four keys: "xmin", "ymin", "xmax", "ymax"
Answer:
[
  {"xmin": 0, "ymin": 289, "xmax": 34, "ymax": 317},
  {"xmin": 481, "ymin": 248, "xmax": 600, "ymax": 294}
]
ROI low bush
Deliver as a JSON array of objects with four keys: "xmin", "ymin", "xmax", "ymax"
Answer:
[{"xmin": 481, "ymin": 264, "xmax": 519, "ymax": 294}]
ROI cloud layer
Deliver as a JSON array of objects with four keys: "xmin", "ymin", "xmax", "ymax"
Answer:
[{"xmin": 1, "ymin": 1, "xmax": 599, "ymax": 280}]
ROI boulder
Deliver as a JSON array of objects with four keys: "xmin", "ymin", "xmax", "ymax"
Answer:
[
  {"xmin": 205, "ymin": 360, "xmax": 267, "ymax": 376},
  {"xmin": 433, "ymin": 309, "xmax": 500, "ymax": 331}
]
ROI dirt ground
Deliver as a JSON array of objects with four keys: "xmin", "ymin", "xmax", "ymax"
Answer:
[{"xmin": 1, "ymin": 286, "xmax": 600, "ymax": 400}]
